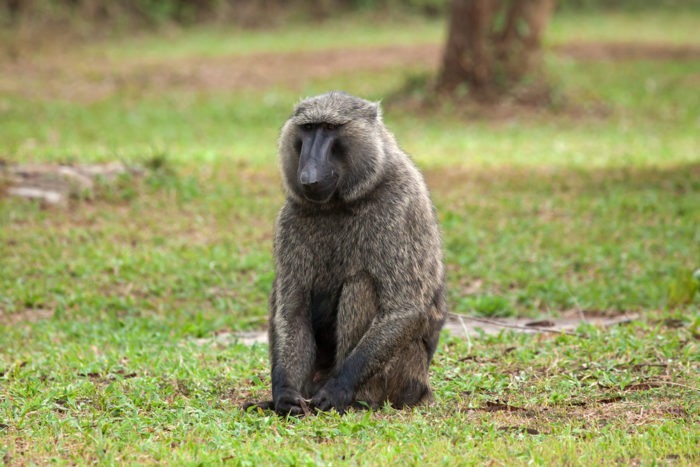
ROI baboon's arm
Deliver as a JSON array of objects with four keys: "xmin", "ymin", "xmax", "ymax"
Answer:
[{"xmin": 269, "ymin": 284, "xmax": 315, "ymax": 415}]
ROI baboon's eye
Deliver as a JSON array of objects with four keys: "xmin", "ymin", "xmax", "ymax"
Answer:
[
  {"xmin": 323, "ymin": 123, "xmax": 339, "ymax": 131},
  {"xmin": 301, "ymin": 123, "xmax": 315, "ymax": 131}
]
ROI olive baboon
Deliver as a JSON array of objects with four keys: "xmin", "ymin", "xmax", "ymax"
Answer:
[{"xmin": 254, "ymin": 91, "xmax": 446, "ymax": 415}]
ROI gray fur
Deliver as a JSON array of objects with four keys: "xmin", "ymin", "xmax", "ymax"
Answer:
[{"xmin": 262, "ymin": 91, "xmax": 446, "ymax": 415}]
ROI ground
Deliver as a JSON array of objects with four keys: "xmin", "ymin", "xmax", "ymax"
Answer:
[{"xmin": 2, "ymin": 40, "xmax": 700, "ymax": 102}]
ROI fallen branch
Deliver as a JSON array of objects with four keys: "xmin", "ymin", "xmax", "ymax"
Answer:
[{"xmin": 448, "ymin": 312, "xmax": 586, "ymax": 338}]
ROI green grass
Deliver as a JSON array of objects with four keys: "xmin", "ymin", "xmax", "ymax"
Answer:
[
  {"xmin": 95, "ymin": 14, "xmax": 445, "ymax": 60},
  {"xmin": 549, "ymin": 9, "xmax": 700, "ymax": 45},
  {"xmin": 2, "ymin": 8, "xmax": 700, "ymax": 465},
  {"xmin": 2, "ymin": 325, "xmax": 698, "ymax": 463}
]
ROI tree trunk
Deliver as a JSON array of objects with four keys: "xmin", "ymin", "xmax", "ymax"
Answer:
[{"xmin": 437, "ymin": 0, "xmax": 556, "ymax": 100}]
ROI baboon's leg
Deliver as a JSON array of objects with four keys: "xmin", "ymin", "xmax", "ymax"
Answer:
[
  {"xmin": 384, "ymin": 338, "xmax": 433, "ymax": 407},
  {"xmin": 353, "ymin": 338, "xmax": 432, "ymax": 409},
  {"xmin": 336, "ymin": 273, "xmax": 432, "ymax": 409},
  {"xmin": 335, "ymin": 272, "xmax": 378, "ymax": 363}
]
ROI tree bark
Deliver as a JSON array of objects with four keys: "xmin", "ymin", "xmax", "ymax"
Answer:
[{"xmin": 437, "ymin": 0, "xmax": 556, "ymax": 100}]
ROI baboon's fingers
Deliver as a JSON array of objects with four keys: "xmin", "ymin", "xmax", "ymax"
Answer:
[
  {"xmin": 274, "ymin": 395, "xmax": 309, "ymax": 417},
  {"xmin": 311, "ymin": 381, "xmax": 352, "ymax": 414},
  {"xmin": 310, "ymin": 394, "xmax": 332, "ymax": 412}
]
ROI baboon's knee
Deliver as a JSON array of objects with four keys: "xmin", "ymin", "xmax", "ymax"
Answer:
[{"xmin": 391, "ymin": 378, "xmax": 432, "ymax": 408}]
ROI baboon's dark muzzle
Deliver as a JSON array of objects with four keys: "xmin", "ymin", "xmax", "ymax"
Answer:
[{"xmin": 298, "ymin": 128, "xmax": 339, "ymax": 203}]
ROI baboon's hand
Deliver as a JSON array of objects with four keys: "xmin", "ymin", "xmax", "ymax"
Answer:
[
  {"xmin": 273, "ymin": 388, "xmax": 309, "ymax": 417},
  {"xmin": 311, "ymin": 378, "xmax": 353, "ymax": 414}
]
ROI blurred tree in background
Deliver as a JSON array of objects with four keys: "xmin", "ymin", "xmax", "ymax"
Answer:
[{"xmin": 436, "ymin": 0, "xmax": 555, "ymax": 101}]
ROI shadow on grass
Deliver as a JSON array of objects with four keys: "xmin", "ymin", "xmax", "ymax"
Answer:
[{"xmin": 426, "ymin": 161, "xmax": 700, "ymax": 197}]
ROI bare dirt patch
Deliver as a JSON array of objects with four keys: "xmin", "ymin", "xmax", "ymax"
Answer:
[
  {"xmin": 459, "ymin": 397, "xmax": 691, "ymax": 434},
  {"xmin": 0, "ymin": 308, "xmax": 54, "ymax": 326},
  {"xmin": 0, "ymin": 44, "xmax": 440, "ymax": 102},
  {"xmin": 140, "ymin": 44, "xmax": 441, "ymax": 93},
  {"xmin": 2, "ymin": 41, "xmax": 698, "ymax": 102},
  {"xmin": 554, "ymin": 41, "xmax": 700, "ymax": 62}
]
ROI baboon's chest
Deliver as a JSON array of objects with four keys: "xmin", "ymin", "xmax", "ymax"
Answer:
[{"xmin": 303, "ymin": 214, "xmax": 370, "ymax": 275}]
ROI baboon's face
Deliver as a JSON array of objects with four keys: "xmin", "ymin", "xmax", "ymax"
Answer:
[
  {"xmin": 294, "ymin": 122, "xmax": 344, "ymax": 203},
  {"xmin": 280, "ymin": 92, "xmax": 384, "ymax": 205}
]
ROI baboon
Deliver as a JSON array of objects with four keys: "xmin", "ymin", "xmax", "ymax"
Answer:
[{"xmin": 253, "ymin": 92, "xmax": 446, "ymax": 416}]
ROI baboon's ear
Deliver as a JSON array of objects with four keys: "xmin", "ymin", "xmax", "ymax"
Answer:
[
  {"xmin": 293, "ymin": 104, "xmax": 306, "ymax": 117},
  {"xmin": 370, "ymin": 101, "xmax": 382, "ymax": 122}
]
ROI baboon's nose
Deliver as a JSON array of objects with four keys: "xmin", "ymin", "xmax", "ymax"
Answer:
[{"xmin": 300, "ymin": 168, "xmax": 319, "ymax": 186}]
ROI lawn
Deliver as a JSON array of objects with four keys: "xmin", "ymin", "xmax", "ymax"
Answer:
[{"xmin": 1, "ymin": 7, "xmax": 699, "ymax": 464}]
